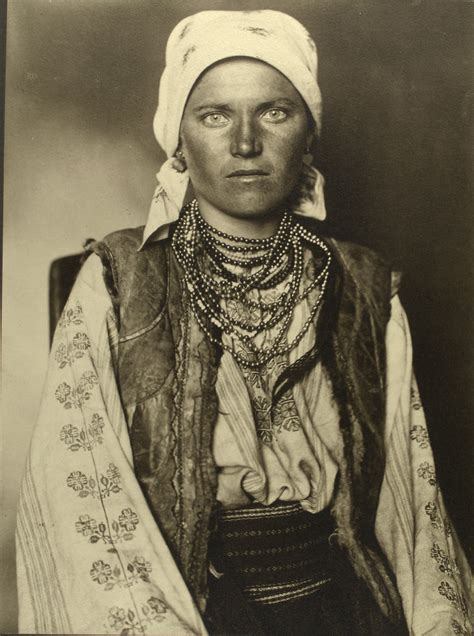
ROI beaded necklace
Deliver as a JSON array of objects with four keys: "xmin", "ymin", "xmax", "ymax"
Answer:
[{"xmin": 172, "ymin": 199, "xmax": 332, "ymax": 369}]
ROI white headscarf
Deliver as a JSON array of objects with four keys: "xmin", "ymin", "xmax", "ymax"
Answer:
[{"xmin": 142, "ymin": 10, "xmax": 327, "ymax": 247}]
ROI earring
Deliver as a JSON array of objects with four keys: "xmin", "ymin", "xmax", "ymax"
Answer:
[
  {"xmin": 303, "ymin": 146, "xmax": 313, "ymax": 167},
  {"xmin": 172, "ymin": 149, "xmax": 187, "ymax": 173}
]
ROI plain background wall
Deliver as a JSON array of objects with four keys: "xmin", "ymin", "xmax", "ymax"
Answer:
[{"xmin": 2, "ymin": 1, "xmax": 472, "ymax": 633}]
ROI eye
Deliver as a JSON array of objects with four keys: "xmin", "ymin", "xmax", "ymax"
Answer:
[
  {"xmin": 262, "ymin": 108, "xmax": 288, "ymax": 123},
  {"xmin": 201, "ymin": 112, "xmax": 229, "ymax": 127}
]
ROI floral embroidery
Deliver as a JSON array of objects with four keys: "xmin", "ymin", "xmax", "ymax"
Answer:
[
  {"xmin": 107, "ymin": 607, "xmax": 129, "ymax": 633},
  {"xmin": 128, "ymin": 556, "xmax": 153, "ymax": 582},
  {"xmin": 244, "ymin": 367, "xmax": 263, "ymax": 387},
  {"xmin": 146, "ymin": 596, "xmax": 167, "ymax": 615},
  {"xmin": 452, "ymin": 618, "xmax": 470, "ymax": 635},
  {"xmin": 425, "ymin": 501, "xmax": 453, "ymax": 538},
  {"xmin": 226, "ymin": 298, "xmax": 260, "ymax": 326},
  {"xmin": 260, "ymin": 289, "xmax": 283, "ymax": 307},
  {"xmin": 444, "ymin": 516, "xmax": 453, "ymax": 537},
  {"xmin": 66, "ymin": 463, "xmax": 121, "ymax": 498},
  {"xmin": 90, "ymin": 559, "xmax": 112, "ymax": 584},
  {"xmin": 60, "ymin": 424, "xmax": 80, "ymax": 446},
  {"xmin": 425, "ymin": 501, "xmax": 443, "ymax": 530},
  {"xmin": 75, "ymin": 514, "xmax": 98, "ymax": 537},
  {"xmin": 438, "ymin": 581, "xmax": 467, "ymax": 616},
  {"xmin": 106, "ymin": 597, "xmax": 168, "ymax": 634},
  {"xmin": 60, "ymin": 413, "xmax": 105, "ymax": 451},
  {"xmin": 107, "ymin": 462, "xmax": 120, "ymax": 483},
  {"xmin": 410, "ymin": 385, "xmax": 422, "ymax": 410},
  {"xmin": 417, "ymin": 462, "xmax": 436, "ymax": 486},
  {"xmin": 273, "ymin": 393, "xmax": 301, "ymax": 434},
  {"xmin": 93, "ymin": 561, "xmax": 124, "ymax": 589},
  {"xmin": 55, "ymin": 343, "xmax": 69, "ymax": 368},
  {"xmin": 57, "ymin": 302, "xmax": 83, "ymax": 329},
  {"xmin": 55, "ymin": 383, "xmax": 71, "ymax": 404},
  {"xmin": 410, "ymin": 425, "xmax": 429, "ymax": 449},
  {"xmin": 75, "ymin": 508, "xmax": 139, "ymax": 544},
  {"xmin": 235, "ymin": 341, "xmax": 257, "ymax": 367},
  {"xmin": 264, "ymin": 353, "xmax": 287, "ymax": 376},
  {"xmin": 89, "ymin": 413, "xmax": 105, "ymax": 439},
  {"xmin": 118, "ymin": 508, "xmax": 139, "ymax": 531},
  {"xmin": 90, "ymin": 555, "xmax": 152, "ymax": 590},
  {"xmin": 54, "ymin": 332, "xmax": 91, "ymax": 368},
  {"xmin": 431, "ymin": 543, "xmax": 459, "ymax": 577},
  {"xmin": 67, "ymin": 471, "xmax": 89, "ymax": 491},
  {"xmin": 55, "ymin": 371, "xmax": 98, "ymax": 409},
  {"xmin": 252, "ymin": 395, "xmax": 272, "ymax": 443},
  {"xmin": 255, "ymin": 423, "xmax": 272, "ymax": 444},
  {"xmin": 253, "ymin": 395, "xmax": 270, "ymax": 417}
]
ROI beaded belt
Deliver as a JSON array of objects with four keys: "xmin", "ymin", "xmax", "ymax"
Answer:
[{"xmin": 209, "ymin": 501, "xmax": 337, "ymax": 605}]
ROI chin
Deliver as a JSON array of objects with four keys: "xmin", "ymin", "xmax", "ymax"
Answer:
[{"xmin": 219, "ymin": 191, "xmax": 289, "ymax": 219}]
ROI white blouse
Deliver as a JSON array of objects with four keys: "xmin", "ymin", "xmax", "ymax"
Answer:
[
  {"xmin": 214, "ymin": 336, "xmax": 339, "ymax": 512},
  {"xmin": 16, "ymin": 253, "xmax": 472, "ymax": 635}
]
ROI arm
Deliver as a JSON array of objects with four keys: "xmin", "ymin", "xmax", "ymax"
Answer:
[
  {"xmin": 16, "ymin": 254, "xmax": 206, "ymax": 635},
  {"xmin": 376, "ymin": 295, "xmax": 472, "ymax": 635}
]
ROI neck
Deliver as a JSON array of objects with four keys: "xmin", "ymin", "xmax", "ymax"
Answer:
[{"xmin": 196, "ymin": 199, "xmax": 283, "ymax": 239}]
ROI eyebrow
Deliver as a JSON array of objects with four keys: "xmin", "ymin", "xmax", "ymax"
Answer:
[{"xmin": 191, "ymin": 97, "xmax": 300, "ymax": 113}]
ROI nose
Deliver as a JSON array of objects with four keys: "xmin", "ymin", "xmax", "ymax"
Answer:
[{"xmin": 230, "ymin": 117, "xmax": 262, "ymax": 158}]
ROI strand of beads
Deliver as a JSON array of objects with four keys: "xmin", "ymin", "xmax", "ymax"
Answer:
[
  {"xmin": 171, "ymin": 199, "xmax": 332, "ymax": 369},
  {"xmin": 193, "ymin": 200, "xmax": 292, "ymax": 294},
  {"xmin": 174, "ymin": 200, "xmax": 301, "ymax": 334}
]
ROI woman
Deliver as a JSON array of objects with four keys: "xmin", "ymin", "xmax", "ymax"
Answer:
[{"xmin": 16, "ymin": 10, "xmax": 472, "ymax": 635}]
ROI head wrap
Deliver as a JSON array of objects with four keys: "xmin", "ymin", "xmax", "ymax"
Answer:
[{"xmin": 142, "ymin": 10, "xmax": 326, "ymax": 247}]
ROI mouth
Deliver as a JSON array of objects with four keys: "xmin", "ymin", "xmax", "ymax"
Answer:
[{"xmin": 226, "ymin": 169, "xmax": 270, "ymax": 180}]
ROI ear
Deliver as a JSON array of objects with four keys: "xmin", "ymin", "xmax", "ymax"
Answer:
[{"xmin": 305, "ymin": 131, "xmax": 315, "ymax": 153}]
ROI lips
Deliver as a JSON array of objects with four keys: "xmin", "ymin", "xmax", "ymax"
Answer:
[{"xmin": 226, "ymin": 169, "xmax": 269, "ymax": 177}]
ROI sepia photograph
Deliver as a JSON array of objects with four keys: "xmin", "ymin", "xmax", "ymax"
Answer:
[{"xmin": 2, "ymin": 1, "xmax": 473, "ymax": 634}]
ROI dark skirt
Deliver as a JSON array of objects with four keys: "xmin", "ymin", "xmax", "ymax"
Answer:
[{"xmin": 204, "ymin": 501, "xmax": 408, "ymax": 636}]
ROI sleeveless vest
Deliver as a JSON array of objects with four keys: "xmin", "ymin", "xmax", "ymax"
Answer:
[{"xmin": 88, "ymin": 224, "xmax": 403, "ymax": 621}]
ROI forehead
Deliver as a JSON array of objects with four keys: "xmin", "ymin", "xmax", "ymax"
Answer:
[{"xmin": 186, "ymin": 57, "xmax": 304, "ymax": 106}]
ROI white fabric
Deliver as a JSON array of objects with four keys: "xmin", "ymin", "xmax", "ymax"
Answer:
[
  {"xmin": 214, "ymin": 351, "xmax": 339, "ymax": 513},
  {"xmin": 144, "ymin": 10, "xmax": 327, "ymax": 248},
  {"xmin": 154, "ymin": 10, "xmax": 322, "ymax": 156},
  {"xmin": 17, "ymin": 254, "xmax": 473, "ymax": 634}
]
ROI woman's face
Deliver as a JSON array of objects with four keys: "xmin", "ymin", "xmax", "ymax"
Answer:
[{"xmin": 180, "ymin": 58, "xmax": 313, "ymax": 224}]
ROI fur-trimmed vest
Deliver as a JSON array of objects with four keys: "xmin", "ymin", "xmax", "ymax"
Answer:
[{"xmin": 88, "ymin": 225, "xmax": 403, "ymax": 621}]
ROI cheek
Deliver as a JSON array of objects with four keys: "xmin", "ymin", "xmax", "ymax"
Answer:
[
  {"xmin": 271, "ymin": 136, "xmax": 306, "ymax": 181},
  {"xmin": 181, "ymin": 128, "xmax": 223, "ymax": 179},
  {"xmin": 270, "ymin": 126, "xmax": 306, "ymax": 161}
]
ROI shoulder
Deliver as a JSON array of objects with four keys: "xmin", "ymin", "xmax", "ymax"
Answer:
[
  {"xmin": 85, "ymin": 227, "xmax": 171, "ymax": 334},
  {"xmin": 325, "ymin": 236, "xmax": 388, "ymax": 274},
  {"xmin": 87, "ymin": 226, "xmax": 170, "ymax": 279},
  {"xmin": 324, "ymin": 236, "xmax": 401, "ymax": 299},
  {"xmin": 322, "ymin": 236, "xmax": 391, "ymax": 303},
  {"xmin": 100, "ymin": 226, "xmax": 146, "ymax": 252},
  {"xmin": 298, "ymin": 218, "xmax": 386, "ymax": 270}
]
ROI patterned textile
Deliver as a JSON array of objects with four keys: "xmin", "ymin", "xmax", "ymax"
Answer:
[
  {"xmin": 205, "ymin": 506, "xmax": 409, "ymax": 636},
  {"xmin": 208, "ymin": 502, "xmax": 336, "ymax": 605},
  {"xmin": 16, "ymin": 253, "xmax": 473, "ymax": 634}
]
